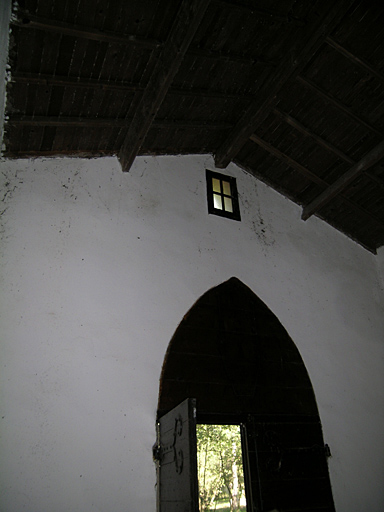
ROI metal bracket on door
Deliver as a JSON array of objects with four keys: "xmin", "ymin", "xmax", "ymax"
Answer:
[{"xmin": 153, "ymin": 414, "xmax": 184, "ymax": 474}]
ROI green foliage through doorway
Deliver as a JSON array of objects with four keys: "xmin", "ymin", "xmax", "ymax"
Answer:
[{"xmin": 197, "ymin": 424, "xmax": 246, "ymax": 512}]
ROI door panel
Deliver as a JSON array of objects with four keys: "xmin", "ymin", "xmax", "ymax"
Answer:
[{"xmin": 158, "ymin": 398, "xmax": 199, "ymax": 512}]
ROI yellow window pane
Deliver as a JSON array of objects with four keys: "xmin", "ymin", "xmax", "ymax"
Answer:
[
  {"xmin": 212, "ymin": 178, "xmax": 221, "ymax": 193},
  {"xmin": 213, "ymin": 194, "xmax": 222, "ymax": 210},
  {"xmin": 222, "ymin": 180, "xmax": 231, "ymax": 196},
  {"xmin": 224, "ymin": 196, "xmax": 233, "ymax": 212}
]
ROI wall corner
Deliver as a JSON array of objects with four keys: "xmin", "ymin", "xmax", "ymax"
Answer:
[{"xmin": 0, "ymin": 0, "xmax": 12, "ymax": 152}]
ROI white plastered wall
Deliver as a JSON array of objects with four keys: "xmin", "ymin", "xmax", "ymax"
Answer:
[{"xmin": 0, "ymin": 155, "xmax": 383, "ymax": 512}]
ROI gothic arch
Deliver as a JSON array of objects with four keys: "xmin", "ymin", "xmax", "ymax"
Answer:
[{"xmin": 158, "ymin": 277, "xmax": 335, "ymax": 511}]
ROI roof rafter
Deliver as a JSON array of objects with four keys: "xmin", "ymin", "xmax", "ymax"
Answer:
[
  {"xmin": 301, "ymin": 140, "xmax": 384, "ymax": 220},
  {"xmin": 10, "ymin": 72, "xmax": 255, "ymax": 101},
  {"xmin": 188, "ymin": 47, "xmax": 276, "ymax": 67},
  {"xmin": 13, "ymin": 14, "xmax": 274, "ymax": 69},
  {"xmin": 214, "ymin": 0, "xmax": 305, "ymax": 25},
  {"xmin": 249, "ymin": 134, "xmax": 384, "ymax": 230},
  {"xmin": 273, "ymin": 108, "xmax": 355, "ymax": 164},
  {"xmin": 118, "ymin": 0, "xmax": 211, "ymax": 172},
  {"xmin": 214, "ymin": 0, "xmax": 352, "ymax": 169},
  {"xmin": 8, "ymin": 115, "xmax": 232, "ymax": 130},
  {"xmin": 326, "ymin": 36, "xmax": 384, "ymax": 83},
  {"xmin": 296, "ymin": 76, "xmax": 384, "ymax": 137},
  {"xmin": 273, "ymin": 108, "xmax": 384, "ymax": 190},
  {"xmin": 12, "ymin": 14, "xmax": 162, "ymax": 49}
]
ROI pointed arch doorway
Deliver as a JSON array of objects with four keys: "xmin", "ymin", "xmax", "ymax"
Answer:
[{"xmin": 157, "ymin": 277, "xmax": 335, "ymax": 512}]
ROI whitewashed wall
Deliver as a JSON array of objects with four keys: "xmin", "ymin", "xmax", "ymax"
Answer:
[{"xmin": 0, "ymin": 154, "xmax": 383, "ymax": 512}]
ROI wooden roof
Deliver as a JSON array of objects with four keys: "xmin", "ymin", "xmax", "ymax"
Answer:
[{"xmin": 3, "ymin": 0, "xmax": 384, "ymax": 252}]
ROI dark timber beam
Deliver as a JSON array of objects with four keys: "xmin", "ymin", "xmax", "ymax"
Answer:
[
  {"xmin": 8, "ymin": 115, "xmax": 232, "ymax": 130},
  {"xmin": 250, "ymin": 134, "xmax": 325, "ymax": 186},
  {"xmin": 296, "ymin": 76, "xmax": 383, "ymax": 137},
  {"xmin": 214, "ymin": 0, "xmax": 351, "ymax": 169},
  {"xmin": 14, "ymin": 15, "xmax": 273, "ymax": 68},
  {"xmin": 188, "ymin": 47, "xmax": 276, "ymax": 67},
  {"xmin": 13, "ymin": 14, "xmax": 162, "ymax": 49},
  {"xmin": 326, "ymin": 37, "xmax": 384, "ymax": 83},
  {"xmin": 12, "ymin": 72, "xmax": 144, "ymax": 92},
  {"xmin": 250, "ymin": 134, "xmax": 384, "ymax": 229},
  {"xmin": 302, "ymin": 140, "xmax": 384, "ymax": 220},
  {"xmin": 273, "ymin": 108, "xmax": 384, "ymax": 190},
  {"xmin": 273, "ymin": 108, "xmax": 354, "ymax": 164},
  {"xmin": 11, "ymin": 72, "xmax": 254, "ymax": 101},
  {"xmin": 118, "ymin": 0, "xmax": 210, "ymax": 172},
  {"xmin": 214, "ymin": 0, "xmax": 305, "ymax": 26}
]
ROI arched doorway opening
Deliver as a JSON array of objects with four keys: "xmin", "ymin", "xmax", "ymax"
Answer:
[{"xmin": 156, "ymin": 277, "xmax": 335, "ymax": 512}]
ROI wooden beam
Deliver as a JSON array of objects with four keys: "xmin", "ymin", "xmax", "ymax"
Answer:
[
  {"xmin": 273, "ymin": 108, "xmax": 355, "ymax": 164},
  {"xmin": 249, "ymin": 134, "xmax": 384, "ymax": 229},
  {"xmin": 4, "ymin": 149, "xmax": 114, "ymax": 158},
  {"xmin": 13, "ymin": 14, "xmax": 162, "ymax": 49},
  {"xmin": 214, "ymin": 0, "xmax": 305, "ymax": 26},
  {"xmin": 302, "ymin": 140, "xmax": 384, "ymax": 220},
  {"xmin": 188, "ymin": 47, "xmax": 276, "ymax": 67},
  {"xmin": 365, "ymin": 169, "xmax": 384, "ymax": 190},
  {"xmin": 274, "ymin": 108, "xmax": 384, "ymax": 190},
  {"xmin": 8, "ymin": 115, "xmax": 231, "ymax": 130},
  {"xmin": 250, "ymin": 134, "xmax": 326, "ymax": 186},
  {"xmin": 11, "ymin": 72, "xmax": 254, "ymax": 101},
  {"xmin": 8, "ymin": 116, "xmax": 127, "ymax": 127},
  {"xmin": 118, "ymin": 0, "xmax": 210, "ymax": 171},
  {"xmin": 214, "ymin": 0, "xmax": 351, "ymax": 169},
  {"xmin": 296, "ymin": 76, "xmax": 383, "ymax": 137},
  {"xmin": 14, "ymin": 15, "xmax": 274, "ymax": 68},
  {"xmin": 4, "ymin": 148, "xmax": 210, "ymax": 158},
  {"xmin": 11, "ymin": 72, "xmax": 144, "ymax": 92},
  {"xmin": 326, "ymin": 37, "xmax": 384, "ymax": 83}
]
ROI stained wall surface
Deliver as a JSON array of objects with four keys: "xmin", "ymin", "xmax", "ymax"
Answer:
[{"xmin": 0, "ymin": 154, "xmax": 383, "ymax": 512}]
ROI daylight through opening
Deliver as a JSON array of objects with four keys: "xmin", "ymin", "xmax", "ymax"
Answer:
[{"xmin": 197, "ymin": 424, "xmax": 246, "ymax": 512}]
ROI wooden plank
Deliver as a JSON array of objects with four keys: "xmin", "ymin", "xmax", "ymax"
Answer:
[
  {"xmin": 118, "ymin": 0, "xmax": 211, "ymax": 172},
  {"xmin": 8, "ymin": 115, "xmax": 231, "ymax": 130},
  {"xmin": 4, "ymin": 149, "xmax": 114, "ymax": 157},
  {"xmin": 296, "ymin": 76, "xmax": 384, "ymax": 137},
  {"xmin": 273, "ymin": 108, "xmax": 384, "ymax": 190},
  {"xmin": 249, "ymin": 134, "xmax": 384, "ymax": 229},
  {"xmin": 214, "ymin": 0, "xmax": 352, "ymax": 169},
  {"xmin": 12, "ymin": 14, "xmax": 162, "ymax": 49},
  {"xmin": 11, "ymin": 72, "xmax": 254, "ymax": 100},
  {"xmin": 273, "ymin": 108, "xmax": 355, "ymax": 164},
  {"xmin": 214, "ymin": 0, "xmax": 305, "ymax": 25},
  {"xmin": 250, "ymin": 134, "xmax": 326, "ymax": 187},
  {"xmin": 302, "ymin": 140, "xmax": 384, "ymax": 220},
  {"xmin": 326, "ymin": 36, "xmax": 384, "ymax": 83},
  {"xmin": 11, "ymin": 14, "xmax": 274, "ymax": 69},
  {"xmin": 158, "ymin": 398, "xmax": 199, "ymax": 512},
  {"xmin": 188, "ymin": 46, "xmax": 276, "ymax": 67}
]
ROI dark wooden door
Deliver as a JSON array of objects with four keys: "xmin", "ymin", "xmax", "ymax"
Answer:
[
  {"xmin": 245, "ymin": 417, "xmax": 334, "ymax": 512},
  {"xmin": 158, "ymin": 398, "xmax": 199, "ymax": 512}
]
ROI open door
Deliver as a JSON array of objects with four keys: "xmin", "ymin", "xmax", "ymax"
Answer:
[
  {"xmin": 156, "ymin": 398, "xmax": 199, "ymax": 512},
  {"xmin": 158, "ymin": 278, "xmax": 336, "ymax": 511}
]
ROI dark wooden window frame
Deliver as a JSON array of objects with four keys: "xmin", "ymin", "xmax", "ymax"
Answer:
[{"xmin": 206, "ymin": 169, "xmax": 241, "ymax": 221}]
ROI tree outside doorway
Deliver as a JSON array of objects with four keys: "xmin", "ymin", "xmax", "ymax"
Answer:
[{"xmin": 197, "ymin": 424, "xmax": 246, "ymax": 512}]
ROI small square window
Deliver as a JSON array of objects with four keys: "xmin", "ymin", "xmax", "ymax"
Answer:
[{"xmin": 206, "ymin": 169, "xmax": 241, "ymax": 221}]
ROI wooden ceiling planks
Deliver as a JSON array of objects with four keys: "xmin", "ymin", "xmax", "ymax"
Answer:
[
  {"xmin": 4, "ymin": 0, "xmax": 384, "ymax": 251},
  {"xmin": 302, "ymin": 141, "xmax": 384, "ymax": 220},
  {"xmin": 214, "ymin": 0, "xmax": 354, "ymax": 169},
  {"xmin": 118, "ymin": 0, "xmax": 211, "ymax": 171}
]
